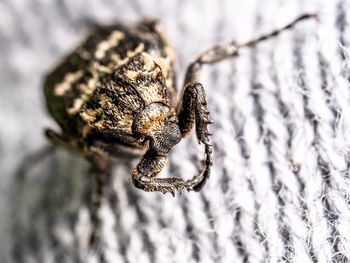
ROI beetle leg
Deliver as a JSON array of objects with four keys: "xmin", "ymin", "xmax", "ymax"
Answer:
[
  {"xmin": 45, "ymin": 128, "xmax": 70, "ymax": 148},
  {"xmin": 184, "ymin": 13, "xmax": 317, "ymax": 84},
  {"xmin": 87, "ymin": 156, "xmax": 111, "ymax": 248},
  {"xmin": 177, "ymin": 14, "xmax": 316, "ymax": 191},
  {"xmin": 46, "ymin": 128, "xmax": 111, "ymax": 247},
  {"xmin": 88, "ymin": 139, "xmax": 144, "ymax": 159},
  {"xmin": 176, "ymin": 82, "xmax": 213, "ymax": 191},
  {"xmin": 132, "ymin": 150, "xmax": 210, "ymax": 195},
  {"xmin": 177, "ymin": 82, "xmax": 212, "ymax": 142}
]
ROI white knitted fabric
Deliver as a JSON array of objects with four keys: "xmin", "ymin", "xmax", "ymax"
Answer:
[{"xmin": 1, "ymin": 0, "xmax": 350, "ymax": 262}]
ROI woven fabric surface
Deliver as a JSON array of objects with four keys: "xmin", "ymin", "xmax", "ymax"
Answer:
[{"xmin": 1, "ymin": 0, "xmax": 350, "ymax": 262}]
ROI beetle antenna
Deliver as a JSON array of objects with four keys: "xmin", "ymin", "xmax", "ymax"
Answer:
[
  {"xmin": 237, "ymin": 13, "xmax": 318, "ymax": 49},
  {"xmin": 191, "ymin": 13, "xmax": 318, "ymax": 68}
]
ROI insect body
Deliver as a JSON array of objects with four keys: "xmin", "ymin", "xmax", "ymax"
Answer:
[{"xmin": 44, "ymin": 15, "xmax": 316, "ymax": 196}]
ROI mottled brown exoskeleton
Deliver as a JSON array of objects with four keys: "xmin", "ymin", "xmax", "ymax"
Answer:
[
  {"xmin": 44, "ymin": 15, "xmax": 316, "ymax": 196},
  {"xmin": 44, "ymin": 14, "xmax": 316, "ymax": 246}
]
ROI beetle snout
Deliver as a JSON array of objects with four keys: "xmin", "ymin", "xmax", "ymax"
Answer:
[{"xmin": 149, "ymin": 125, "xmax": 181, "ymax": 155}]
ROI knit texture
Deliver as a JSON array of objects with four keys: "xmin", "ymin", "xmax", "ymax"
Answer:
[{"xmin": 1, "ymin": 0, "xmax": 350, "ymax": 262}]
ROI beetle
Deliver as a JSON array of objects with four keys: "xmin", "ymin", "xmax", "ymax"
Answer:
[{"xmin": 44, "ymin": 14, "xmax": 316, "ymax": 196}]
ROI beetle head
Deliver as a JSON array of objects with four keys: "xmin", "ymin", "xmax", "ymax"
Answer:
[{"xmin": 133, "ymin": 103, "xmax": 181, "ymax": 155}]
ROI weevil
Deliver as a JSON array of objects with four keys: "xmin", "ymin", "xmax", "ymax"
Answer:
[{"xmin": 44, "ymin": 14, "xmax": 316, "ymax": 196}]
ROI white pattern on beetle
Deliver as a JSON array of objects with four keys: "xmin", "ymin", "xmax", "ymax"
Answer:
[
  {"xmin": 110, "ymin": 43, "xmax": 145, "ymax": 69},
  {"xmin": 94, "ymin": 31, "xmax": 125, "ymax": 60},
  {"xmin": 68, "ymin": 72, "xmax": 99, "ymax": 115},
  {"xmin": 66, "ymin": 43, "xmax": 147, "ymax": 116},
  {"xmin": 54, "ymin": 70, "xmax": 84, "ymax": 96}
]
